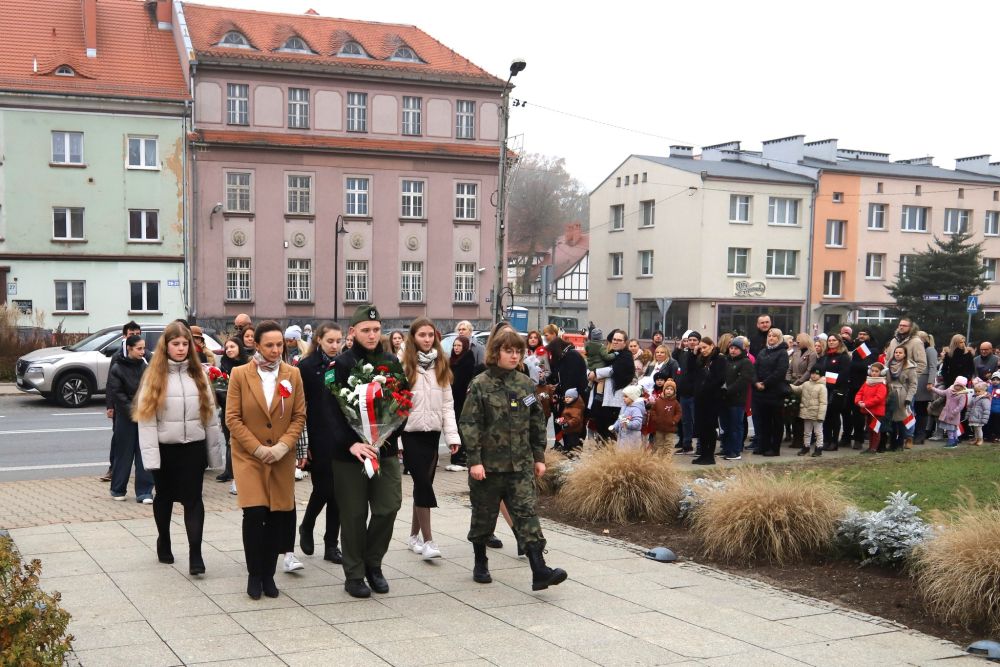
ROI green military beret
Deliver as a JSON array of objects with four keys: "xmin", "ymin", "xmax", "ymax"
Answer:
[{"xmin": 350, "ymin": 304, "xmax": 380, "ymax": 327}]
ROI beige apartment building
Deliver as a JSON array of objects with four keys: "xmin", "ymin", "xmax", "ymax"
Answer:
[{"xmin": 588, "ymin": 148, "xmax": 815, "ymax": 339}]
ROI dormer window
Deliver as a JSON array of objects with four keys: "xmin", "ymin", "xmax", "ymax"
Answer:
[
  {"xmin": 338, "ymin": 41, "xmax": 369, "ymax": 58},
  {"xmin": 390, "ymin": 46, "xmax": 421, "ymax": 63},
  {"xmin": 279, "ymin": 36, "xmax": 312, "ymax": 54},
  {"xmin": 55, "ymin": 66, "xmax": 75, "ymax": 76},
  {"xmin": 219, "ymin": 31, "xmax": 252, "ymax": 49}
]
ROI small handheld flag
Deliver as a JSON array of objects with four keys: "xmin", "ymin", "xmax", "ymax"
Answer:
[
  {"xmin": 903, "ymin": 412, "xmax": 916, "ymax": 429},
  {"xmin": 857, "ymin": 343, "xmax": 871, "ymax": 359},
  {"xmin": 957, "ymin": 423, "xmax": 965, "ymax": 437},
  {"xmin": 825, "ymin": 371, "xmax": 839, "ymax": 385},
  {"xmin": 870, "ymin": 418, "xmax": 882, "ymax": 434}
]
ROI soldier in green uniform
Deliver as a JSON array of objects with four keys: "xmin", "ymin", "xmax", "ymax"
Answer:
[{"xmin": 459, "ymin": 328, "xmax": 567, "ymax": 590}]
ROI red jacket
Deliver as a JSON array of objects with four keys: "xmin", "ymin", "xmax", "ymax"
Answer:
[
  {"xmin": 854, "ymin": 380, "xmax": 888, "ymax": 418},
  {"xmin": 647, "ymin": 394, "xmax": 682, "ymax": 434}
]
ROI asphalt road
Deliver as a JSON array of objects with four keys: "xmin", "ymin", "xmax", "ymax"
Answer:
[{"xmin": 0, "ymin": 393, "xmax": 111, "ymax": 482}]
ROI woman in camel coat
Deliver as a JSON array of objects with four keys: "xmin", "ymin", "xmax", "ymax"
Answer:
[{"xmin": 226, "ymin": 320, "xmax": 306, "ymax": 600}]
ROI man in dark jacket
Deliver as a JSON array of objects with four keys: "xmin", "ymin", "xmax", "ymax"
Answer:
[
  {"xmin": 329, "ymin": 305, "xmax": 403, "ymax": 599},
  {"xmin": 747, "ymin": 314, "xmax": 772, "ymax": 356},
  {"xmin": 672, "ymin": 330, "xmax": 702, "ymax": 453},
  {"xmin": 847, "ymin": 330, "xmax": 879, "ymax": 446},
  {"xmin": 721, "ymin": 339, "xmax": 755, "ymax": 460},
  {"xmin": 752, "ymin": 329, "xmax": 790, "ymax": 456},
  {"xmin": 100, "ymin": 321, "xmax": 144, "ymax": 483}
]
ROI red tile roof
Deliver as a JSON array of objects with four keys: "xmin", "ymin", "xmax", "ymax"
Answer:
[
  {"xmin": 526, "ymin": 224, "xmax": 589, "ymax": 282},
  {"xmin": 182, "ymin": 3, "xmax": 504, "ymax": 88},
  {"xmin": 190, "ymin": 129, "xmax": 501, "ymax": 161},
  {"xmin": 0, "ymin": 0, "xmax": 189, "ymax": 101}
]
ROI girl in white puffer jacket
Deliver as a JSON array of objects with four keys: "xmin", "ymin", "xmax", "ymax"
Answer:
[{"xmin": 401, "ymin": 318, "xmax": 460, "ymax": 560}]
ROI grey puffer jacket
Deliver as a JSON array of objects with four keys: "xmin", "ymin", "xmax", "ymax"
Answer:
[
  {"xmin": 968, "ymin": 392, "xmax": 992, "ymax": 426},
  {"xmin": 138, "ymin": 360, "xmax": 223, "ymax": 471}
]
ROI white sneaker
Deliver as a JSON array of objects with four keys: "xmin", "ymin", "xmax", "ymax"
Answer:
[
  {"xmin": 111, "ymin": 495, "xmax": 126, "ymax": 502},
  {"xmin": 421, "ymin": 540, "xmax": 441, "ymax": 560},
  {"xmin": 407, "ymin": 534, "xmax": 424, "ymax": 554},
  {"xmin": 283, "ymin": 553, "xmax": 304, "ymax": 572},
  {"xmin": 229, "ymin": 482, "xmax": 237, "ymax": 495},
  {"xmin": 294, "ymin": 468, "xmax": 305, "ymax": 481}
]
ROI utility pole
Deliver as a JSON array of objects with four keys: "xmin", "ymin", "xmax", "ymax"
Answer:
[{"xmin": 493, "ymin": 59, "xmax": 526, "ymax": 324}]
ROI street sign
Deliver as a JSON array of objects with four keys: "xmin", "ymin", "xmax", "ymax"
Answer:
[
  {"xmin": 968, "ymin": 295, "xmax": 979, "ymax": 313},
  {"xmin": 167, "ymin": 279, "xmax": 180, "ymax": 287},
  {"xmin": 948, "ymin": 294, "xmax": 960, "ymax": 302},
  {"xmin": 922, "ymin": 294, "xmax": 946, "ymax": 301}
]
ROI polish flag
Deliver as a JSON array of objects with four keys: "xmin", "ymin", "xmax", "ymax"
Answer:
[
  {"xmin": 870, "ymin": 418, "xmax": 882, "ymax": 433},
  {"xmin": 903, "ymin": 412, "xmax": 916, "ymax": 429},
  {"xmin": 825, "ymin": 371, "xmax": 839, "ymax": 385},
  {"xmin": 857, "ymin": 343, "xmax": 872, "ymax": 359},
  {"xmin": 957, "ymin": 423, "xmax": 965, "ymax": 437}
]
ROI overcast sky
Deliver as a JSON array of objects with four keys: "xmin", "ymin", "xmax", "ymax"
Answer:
[{"xmin": 195, "ymin": 0, "xmax": 1000, "ymax": 190}]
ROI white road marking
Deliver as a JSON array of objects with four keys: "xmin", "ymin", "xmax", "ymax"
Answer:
[
  {"xmin": 0, "ymin": 427, "xmax": 112, "ymax": 436},
  {"xmin": 0, "ymin": 462, "xmax": 106, "ymax": 472},
  {"xmin": 51, "ymin": 412, "xmax": 104, "ymax": 416}
]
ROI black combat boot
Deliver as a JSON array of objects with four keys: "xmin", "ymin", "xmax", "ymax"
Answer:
[
  {"xmin": 525, "ymin": 543, "xmax": 567, "ymax": 591},
  {"xmin": 473, "ymin": 543, "xmax": 492, "ymax": 584}
]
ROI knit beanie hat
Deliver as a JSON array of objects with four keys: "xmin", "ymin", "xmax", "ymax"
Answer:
[
  {"xmin": 565, "ymin": 388, "xmax": 579, "ymax": 400},
  {"xmin": 955, "ymin": 375, "xmax": 968, "ymax": 387},
  {"xmin": 590, "ymin": 327, "xmax": 604, "ymax": 342},
  {"xmin": 622, "ymin": 385, "xmax": 643, "ymax": 401},
  {"xmin": 663, "ymin": 379, "xmax": 677, "ymax": 393},
  {"xmin": 729, "ymin": 338, "xmax": 746, "ymax": 351},
  {"xmin": 687, "ymin": 331, "xmax": 702, "ymax": 340},
  {"xmin": 653, "ymin": 370, "xmax": 670, "ymax": 382},
  {"xmin": 284, "ymin": 325, "xmax": 302, "ymax": 340}
]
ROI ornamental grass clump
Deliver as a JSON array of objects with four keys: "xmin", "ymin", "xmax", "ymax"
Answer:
[
  {"xmin": 914, "ymin": 504, "xmax": 1000, "ymax": 631},
  {"xmin": 556, "ymin": 446, "xmax": 682, "ymax": 523},
  {"xmin": 535, "ymin": 450, "xmax": 572, "ymax": 496},
  {"xmin": 690, "ymin": 467, "xmax": 848, "ymax": 564}
]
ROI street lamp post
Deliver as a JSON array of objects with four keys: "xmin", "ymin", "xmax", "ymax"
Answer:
[
  {"xmin": 493, "ymin": 58, "xmax": 526, "ymax": 324},
  {"xmin": 333, "ymin": 214, "xmax": 347, "ymax": 322}
]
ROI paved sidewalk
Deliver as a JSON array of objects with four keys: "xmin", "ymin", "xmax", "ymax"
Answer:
[{"xmin": 5, "ymin": 468, "xmax": 982, "ymax": 667}]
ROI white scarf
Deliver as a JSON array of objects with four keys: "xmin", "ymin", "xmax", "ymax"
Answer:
[{"xmin": 417, "ymin": 349, "xmax": 438, "ymax": 369}]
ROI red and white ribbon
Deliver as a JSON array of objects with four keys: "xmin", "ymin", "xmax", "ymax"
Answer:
[{"xmin": 356, "ymin": 382, "xmax": 383, "ymax": 445}]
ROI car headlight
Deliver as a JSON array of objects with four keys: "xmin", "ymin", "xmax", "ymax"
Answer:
[{"xmin": 26, "ymin": 358, "xmax": 63, "ymax": 373}]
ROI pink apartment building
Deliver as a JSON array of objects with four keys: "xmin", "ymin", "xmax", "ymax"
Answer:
[{"xmin": 177, "ymin": 2, "xmax": 504, "ymax": 329}]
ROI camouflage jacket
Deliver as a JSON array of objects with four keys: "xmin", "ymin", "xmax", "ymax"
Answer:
[{"xmin": 459, "ymin": 366, "xmax": 546, "ymax": 472}]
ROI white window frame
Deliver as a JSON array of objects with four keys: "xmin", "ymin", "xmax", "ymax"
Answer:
[
  {"xmin": 345, "ymin": 177, "xmax": 369, "ymax": 216},
  {"xmin": 984, "ymin": 258, "xmax": 998, "ymax": 282},
  {"xmin": 226, "ymin": 258, "xmax": 252, "ymax": 302},
  {"xmin": 126, "ymin": 136, "xmax": 158, "ymax": 169},
  {"xmin": 640, "ymin": 200, "xmax": 655, "ymax": 228},
  {"xmin": 456, "ymin": 100, "xmax": 475, "ymax": 139},
  {"xmin": 345, "ymin": 260, "xmax": 369, "ymax": 302},
  {"xmin": 609, "ymin": 252, "xmax": 623, "ymax": 278},
  {"xmin": 287, "ymin": 259, "xmax": 312, "ymax": 302},
  {"xmin": 286, "ymin": 174, "xmax": 313, "ymax": 214},
  {"xmin": 288, "ymin": 87, "xmax": 309, "ymax": 129},
  {"xmin": 226, "ymin": 83, "xmax": 249, "ymax": 125},
  {"xmin": 127, "ymin": 209, "xmax": 159, "ymax": 242},
  {"xmin": 766, "ymin": 249, "xmax": 797, "ymax": 278},
  {"xmin": 53, "ymin": 207, "xmax": 84, "ymax": 240},
  {"xmin": 944, "ymin": 208, "xmax": 970, "ymax": 235},
  {"xmin": 986, "ymin": 211, "xmax": 1000, "ymax": 237},
  {"xmin": 347, "ymin": 92, "xmax": 367, "ymax": 132},
  {"xmin": 865, "ymin": 253, "xmax": 885, "ymax": 280},
  {"xmin": 832, "ymin": 192, "xmax": 844, "ymax": 203},
  {"xmin": 51, "ymin": 131, "xmax": 83, "ymax": 165},
  {"xmin": 129, "ymin": 280, "xmax": 160, "ymax": 313},
  {"xmin": 855, "ymin": 308, "xmax": 894, "ymax": 325},
  {"xmin": 279, "ymin": 36, "xmax": 312, "ymax": 54},
  {"xmin": 401, "ymin": 180, "xmax": 425, "ymax": 218},
  {"xmin": 402, "ymin": 96, "xmax": 421, "ymax": 135},
  {"xmin": 338, "ymin": 41, "xmax": 369, "ymax": 58},
  {"xmin": 54, "ymin": 280, "xmax": 85, "ymax": 312},
  {"xmin": 219, "ymin": 31, "xmax": 251, "ymax": 49},
  {"xmin": 823, "ymin": 270, "xmax": 844, "ymax": 298},
  {"xmin": 400, "ymin": 261, "xmax": 424, "ymax": 303},
  {"xmin": 638, "ymin": 250, "xmax": 654, "ymax": 277},
  {"xmin": 901, "ymin": 205, "xmax": 929, "ymax": 232},
  {"xmin": 225, "ymin": 171, "xmax": 253, "ymax": 213},
  {"xmin": 610, "ymin": 205, "xmax": 624, "ymax": 231},
  {"xmin": 455, "ymin": 182, "xmax": 477, "ymax": 220},
  {"xmin": 454, "ymin": 263, "xmax": 476, "ymax": 303},
  {"xmin": 729, "ymin": 195, "xmax": 751, "ymax": 223},
  {"xmin": 768, "ymin": 197, "xmax": 799, "ymax": 226},
  {"xmin": 825, "ymin": 219, "xmax": 846, "ymax": 247},
  {"xmin": 727, "ymin": 247, "xmax": 749, "ymax": 276},
  {"xmin": 899, "ymin": 254, "xmax": 916, "ymax": 276},
  {"xmin": 868, "ymin": 203, "xmax": 886, "ymax": 230}
]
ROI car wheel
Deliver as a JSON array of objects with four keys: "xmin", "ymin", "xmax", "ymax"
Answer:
[{"xmin": 55, "ymin": 373, "xmax": 92, "ymax": 408}]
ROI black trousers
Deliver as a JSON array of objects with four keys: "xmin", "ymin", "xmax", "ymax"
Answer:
[
  {"xmin": 752, "ymin": 399, "xmax": 783, "ymax": 455},
  {"xmin": 151, "ymin": 441, "xmax": 207, "ymax": 559},
  {"xmin": 243, "ymin": 506, "xmax": 295, "ymax": 578},
  {"xmin": 823, "ymin": 391, "xmax": 847, "ymax": 444},
  {"xmin": 300, "ymin": 457, "xmax": 340, "ymax": 548},
  {"xmin": 402, "ymin": 430, "xmax": 440, "ymax": 508}
]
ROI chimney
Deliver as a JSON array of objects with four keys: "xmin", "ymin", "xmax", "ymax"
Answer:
[
  {"xmin": 565, "ymin": 222, "xmax": 581, "ymax": 247},
  {"xmin": 837, "ymin": 148, "xmax": 890, "ymax": 162},
  {"xmin": 82, "ymin": 0, "xmax": 98, "ymax": 57},
  {"xmin": 803, "ymin": 139, "xmax": 838, "ymax": 163},
  {"xmin": 761, "ymin": 135, "xmax": 805, "ymax": 164},
  {"xmin": 895, "ymin": 156, "xmax": 935, "ymax": 166},
  {"xmin": 669, "ymin": 145, "xmax": 693, "ymax": 158},
  {"xmin": 156, "ymin": 0, "xmax": 173, "ymax": 30},
  {"xmin": 701, "ymin": 141, "xmax": 740, "ymax": 162},
  {"xmin": 955, "ymin": 155, "xmax": 991, "ymax": 176}
]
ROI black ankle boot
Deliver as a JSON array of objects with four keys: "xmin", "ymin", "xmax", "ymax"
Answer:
[
  {"xmin": 157, "ymin": 537, "xmax": 174, "ymax": 564},
  {"xmin": 525, "ymin": 544, "xmax": 567, "ymax": 591},
  {"xmin": 189, "ymin": 553, "xmax": 205, "ymax": 576},
  {"xmin": 472, "ymin": 543, "xmax": 492, "ymax": 584},
  {"xmin": 797, "ymin": 447, "xmax": 809, "ymax": 456},
  {"xmin": 247, "ymin": 575, "xmax": 263, "ymax": 600},
  {"xmin": 262, "ymin": 576, "xmax": 279, "ymax": 598},
  {"xmin": 298, "ymin": 525, "xmax": 314, "ymax": 556}
]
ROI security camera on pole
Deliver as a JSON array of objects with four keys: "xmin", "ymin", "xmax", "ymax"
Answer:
[{"xmin": 494, "ymin": 58, "xmax": 526, "ymax": 324}]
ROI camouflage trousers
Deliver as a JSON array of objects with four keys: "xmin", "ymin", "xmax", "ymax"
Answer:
[{"xmin": 467, "ymin": 468, "xmax": 545, "ymax": 550}]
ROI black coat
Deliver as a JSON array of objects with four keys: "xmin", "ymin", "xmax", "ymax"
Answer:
[
  {"xmin": 723, "ymin": 352, "xmax": 755, "ymax": 407},
  {"xmin": 603, "ymin": 351, "xmax": 635, "ymax": 396},
  {"xmin": 106, "ymin": 355, "xmax": 146, "ymax": 415},
  {"xmin": 673, "ymin": 348, "xmax": 698, "ymax": 398},
  {"xmin": 297, "ymin": 352, "xmax": 341, "ymax": 465},
  {"xmin": 328, "ymin": 345, "xmax": 403, "ymax": 462},
  {"xmin": 753, "ymin": 342, "xmax": 790, "ymax": 405},
  {"xmin": 105, "ymin": 347, "xmax": 152, "ymax": 409},
  {"xmin": 450, "ymin": 352, "xmax": 477, "ymax": 420},
  {"xmin": 848, "ymin": 344, "xmax": 879, "ymax": 391},
  {"xmin": 693, "ymin": 351, "xmax": 726, "ymax": 435},
  {"xmin": 813, "ymin": 350, "xmax": 852, "ymax": 397},
  {"xmin": 550, "ymin": 344, "xmax": 588, "ymax": 399},
  {"xmin": 218, "ymin": 355, "xmax": 248, "ymax": 411},
  {"xmin": 941, "ymin": 349, "xmax": 975, "ymax": 387},
  {"xmin": 748, "ymin": 329, "xmax": 769, "ymax": 356}
]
